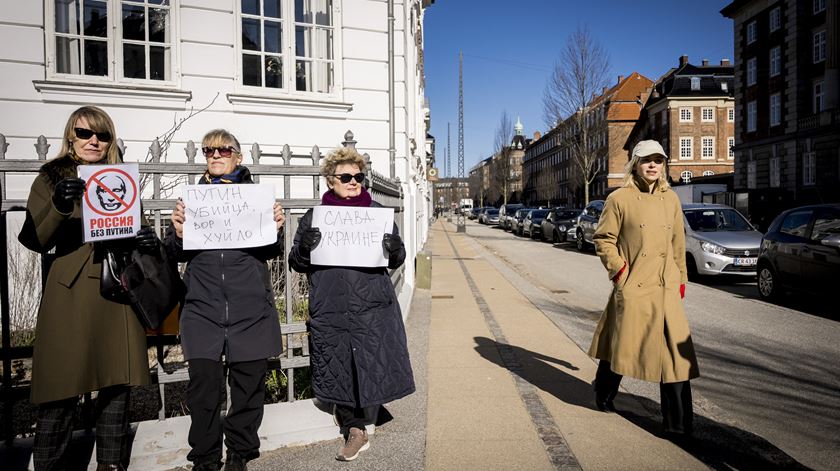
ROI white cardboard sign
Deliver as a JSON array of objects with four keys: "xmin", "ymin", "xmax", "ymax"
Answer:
[
  {"xmin": 79, "ymin": 163, "xmax": 141, "ymax": 242},
  {"xmin": 182, "ymin": 184, "xmax": 276, "ymax": 250},
  {"xmin": 310, "ymin": 206, "xmax": 394, "ymax": 267}
]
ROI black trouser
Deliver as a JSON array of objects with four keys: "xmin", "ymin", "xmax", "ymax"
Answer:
[
  {"xmin": 186, "ymin": 358, "xmax": 267, "ymax": 465},
  {"xmin": 594, "ymin": 360, "xmax": 694, "ymax": 435},
  {"xmin": 334, "ymin": 354, "xmax": 377, "ymax": 431},
  {"xmin": 33, "ymin": 385, "xmax": 131, "ymax": 471}
]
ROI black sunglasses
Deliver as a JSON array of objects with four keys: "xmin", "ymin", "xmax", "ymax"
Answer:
[
  {"xmin": 202, "ymin": 146, "xmax": 239, "ymax": 158},
  {"xmin": 74, "ymin": 127, "xmax": 112, "ymax": 142},
  {"xmin": 332, "ymin": 173, "xmax": 365, "ymax": 184}
]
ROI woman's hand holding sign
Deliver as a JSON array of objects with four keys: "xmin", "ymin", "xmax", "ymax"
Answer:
[
  {"xmin": 171, "ymin": 199, "xmax": 186, "ymax": 239},
  {"xmin": 273, "ymin": 202, "xmax": 286, "ymax": 230}
]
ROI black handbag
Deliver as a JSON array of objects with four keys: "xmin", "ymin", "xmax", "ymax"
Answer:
[{"xmin": 100, "ymin": 244, "xmax": 184, "ymax": 330}]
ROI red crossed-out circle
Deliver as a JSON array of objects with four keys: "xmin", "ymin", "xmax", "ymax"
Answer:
[{"xmin": 84, "ymin": 167, "xmax": 138, "ymax": 217}]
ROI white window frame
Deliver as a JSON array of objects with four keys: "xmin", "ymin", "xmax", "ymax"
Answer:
[
  {"xmin": 701, "ymin": 136, "xmax": 715, "ymax": 159},
  {"xmin": 747, "ymin": 161, "xmax": 757, "ymax": 189},
  {"xmin": 770, "ymin": 93, "xmax": 782, "ymax": 127},
  {"xmin": 701, "ymin": 107, "xmax": 714, "ymax": 122},
  {"xmin": 728, "ymin": 107, "xmax": 735, "ymax": 122},
  {"xmin": 746, "ymin": 20, "xmax": 757, "ymax": 44},
  {"xmin": 770, "ymin": 156, "xmax": 780, "ymax": 187},
  {"xmin": 680, "ymin": 171, "xmax": 693, "ymax": 184},
  {"xmin": 814, "ymin": 0, "xmax": 826, "ymax": 14},
  {"xmin": 770, "ymin": 7, "xmax": 781, "ymax": 32},
  {"xmin": 814, "ymin": 80, "xmax": 824, "ymax": 113},
  {"xmin": 680, "ymin": 137, "xmax": 693, "ymax": 160},
  {"xmin": 770, "ymin": 46, "xmax": 781, "ymax": 77},
  {"xmin": 235, "ymin": 0, "xmax": 342, "ymax": 98},
  {"xmin": 728, "ymin": 137, "xmax": 735, "ymax": 159},
  {"xmin": 703, "ymin": 170, "xmax": 715, "ymax": 177},
  {"xmin": 690, "ymin": 77, "xmax": 700, "ymax": 91},
  {"xmin": 813, "ymin": 30, "xmax": 826, "ymax": 63},
  {"xmin": 679, "ymin": 107, "xmax": 693, "ymax": 122},
  {"xmin": 803, "ymin": 152, "xmax": 816, "ymax": 185},
  {"xmin": 44, "ymin": 0, "xmax": 180, "ymax": 86},
  {"xmin": 747, "ymin": 100, "xmax": 757, "ymax": 132},
  {"xmin": 747, "ymin": 57, "xmax": 757, "ymax": 86}
]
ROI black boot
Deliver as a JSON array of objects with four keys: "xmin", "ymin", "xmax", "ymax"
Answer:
[
  {"xmin": 593, "ymin": 361, "xmax": 621, "ymax": 412},
  {"xmin": 223, "ymin": 450, "xmax": 247, "ymax": 471}
]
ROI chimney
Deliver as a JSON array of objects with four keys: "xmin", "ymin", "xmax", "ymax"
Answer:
[
  {"xmin": 533, "ymin": 131, "xmax": 542, "ymax": 140},
  {"xmin": 702, "ymin": 58, "xmax": 709, "ymax": 66},
  {"xmin": 720, "ymin": 58, "xmax": 731, "ymax": 66},
  {"xmin": 617, "ymin": 75, "xmax": 624, "ymax": 84},
  {"xmin": 679, "ymin": 55, "xmax": 689, "ymax": 67}
]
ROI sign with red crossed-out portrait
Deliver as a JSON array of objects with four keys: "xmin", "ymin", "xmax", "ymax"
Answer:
[{"xmin": 79, "ymin": 163, "xmax": 141, "ymax": 242}]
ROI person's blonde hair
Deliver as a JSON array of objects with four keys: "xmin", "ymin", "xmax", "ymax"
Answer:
[
  {"xmin": 320, "ymin": 147, "xmax": 367, "ymax": 184},
  {"xmin": 202, "ymin": 129, "xmax": 242, "ymax": 154},
  {"xmin": 56, "ymin": 106, "xmax": 121, "ymax": 164},
  {"xmin": 621, "ymin": 146, "xmax": 671, "ymax": 193}
]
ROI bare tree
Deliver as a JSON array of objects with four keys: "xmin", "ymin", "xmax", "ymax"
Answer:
[
  {"xmin": 542, "ymin": 25, "xmax": 611, "ymax": 205},
  {"xmin": 490, "ymin": 111, "xmax": 514, "ymax": 207},
  {"xmin": 6, "ymin": 218, "xmax": 41, "ymax": 347}
]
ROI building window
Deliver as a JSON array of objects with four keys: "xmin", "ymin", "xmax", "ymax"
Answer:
[
  {"xmin": 746, "ymin": 20, "xmax": 757, "ymax": 44},
  {"xmin": 813, "ymin": 30, "xmax": 826, "ymax": 63},
  {"xmin": 240, "ymin": 0, "xmax": 336, "ymax": 93},
  {"xmin": 814, "ymin": 80, "xmax": 824, "ymax": 113},
  {"xmin": 680, "ymin": 137, "xmax": 693, "ymax": 159},
  {"xmin": 814, "ymin": 0, "xmax": 826, "ymax": 14},
  {"xmin": 803, "ymin": 152, "xmax": 816, "ymax": 185},
  {"xmin": 728, "ymin": 137, "xmax": 735, "ymax": 159},
  {"xmin": 703, "ymin": 170, "xmax": 715, "ymax": 177},
  {"xmin": 747, "ymin": 161, "xmax": 756, "ymax": 189},
  {"xmin": 701, "ymin": 107, "xmax": 714, "ymax": 122},
  {"xmin": 661, "ymin": 110, "xmax": 667, "ymax": 127},
  {"xmin": 681, "ymin": 171, "xmax": 693, "ymax": 183},
  {"xmin": 770, "ymin": 93, "xmax": 782, "ymax": 126},
  {"xmin": 770, "ymin": 46, "xmax": 781, "ymax": 77},
  {"xmin": 747, "ymin": 57, "xmax": 757, "ymax": 86},
  {"xmin": 770, "ymin": 7, "xmax": 781, "ymax": 32},
  {"xmin": 747, "ymin": 101, "xmax": 757, "ymax": 132},
  {"xmin": 691, "ymin": 77, "xmax": 701, "ymax": 91},
  {"xmin": 48, "ymin": 0, "xmax": 176, "ymax": 83},
  {"xmin": 701, "ymin": 137, "xmax": 715, "ymax": 159},
  {"xmin": 680, "ymin": 108, "xmax": 693, "ymax": 122},
  {"xmin": 770, "ymin": 156, "xmax": 780, "ymax": 187},
  {"xmin": 728, "ymin": 108, "xmax": 735, "ymax": 122}
]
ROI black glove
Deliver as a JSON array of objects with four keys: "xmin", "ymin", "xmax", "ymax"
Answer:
[
  {"xmin": 382, "ymin": 233, "xmax": 402, "ymax": 255},
  {"xmin": 135, "ymin": 227, "xmax": 160, "ymax": 254},
  {"xmin": 299, "ymin": 227, "xmax": 322, "ymax": 254},
  {"xmin": 52, "ymin": 178, "xmax": 85, "ymax": 214}
]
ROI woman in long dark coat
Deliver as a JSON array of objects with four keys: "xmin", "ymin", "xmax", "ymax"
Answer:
[
  {"xmin": 18, "ymin": 106, "xmax": 154, "ymax": 471},
  {"xmin": 165, "ymin": 129, "xmax": 286, "ymax": 471},
  {"xmin": 288, "ymin": 147, "xmax": 415, "ymax": 462}
]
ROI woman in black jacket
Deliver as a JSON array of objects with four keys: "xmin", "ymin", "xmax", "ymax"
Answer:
[
  {"xmin": 165, "ymin": 129, "xmax": 285, "ymax": 471},
  {"xmin": 289, "ymin": 147, "xmax": 415, "ymax": 462}
]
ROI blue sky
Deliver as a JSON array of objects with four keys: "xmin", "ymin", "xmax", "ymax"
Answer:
[{"xmin": 423, "ymin": 0, "xmax": 735, "ymax": 175}]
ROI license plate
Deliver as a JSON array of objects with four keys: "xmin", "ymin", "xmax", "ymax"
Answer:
[{"xmin": 734, "ymin": 257, "xmax": 757, "ymax": 266}]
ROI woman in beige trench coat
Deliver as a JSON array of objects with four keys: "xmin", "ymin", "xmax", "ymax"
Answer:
[{"xmin": 588, "ymin": 140, "xmax": 699, "ymax": 436}]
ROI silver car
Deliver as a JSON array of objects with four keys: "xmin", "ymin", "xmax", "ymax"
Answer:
[{"xmin": 682, "ymin": 203, "xmax": 763, "ymax": 277}]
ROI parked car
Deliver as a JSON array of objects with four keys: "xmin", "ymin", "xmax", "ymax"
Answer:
[
  {"xmin": 512, "ymin": 208, "xmax": 532, "ymax": 236},
  {"xmin": 682, "ymin": 203, "xmax": 764, "ymax": 277},
  {"xmin": 575, "ymin": 200, "xmax": 605, "ymax": 251},
  {"xmin": 478, "ymin": 207, "xmax": 495, "ymax": 224},
  {"xmin": 468, "ymin": 207, "xmax": 482, "ymax": 220},
  {"xmin": 483, "ymin": 208, "xmax": 500, "ymax": 225},
  {"xmin": 756, "ymin": 204, "xmax": 840, "ymax": 300},
  {"xmin": 541, "ymin": 208, "xmax": 583, "ymax": 243},
  {"xmin": 523, "ymin": 209, "xmax": 550, "ymax": 239},
  {"xmin": 499, "ymin": 203, "xmax": 524, "ymax": 231}
]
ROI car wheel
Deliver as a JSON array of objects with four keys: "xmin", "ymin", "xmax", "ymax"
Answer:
[
  {"xmin": 757, "ymin": 264, "xmax": 779, "ymax": 301},
  {"xmin": 552, "ymin": 230, "xmax": 558, "ymax": 244},
  {"xmin": 576, "ymin": 230, "xmax": 586, "ymax": 252},
  {"xmin": 685, "ymin": 254, "xmax": 698, "ymax": 279}
]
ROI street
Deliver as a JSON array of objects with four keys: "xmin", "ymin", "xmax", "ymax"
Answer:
[{"xmin": 462, "ymin": 218, "xmax": 840, "ymax": 471}]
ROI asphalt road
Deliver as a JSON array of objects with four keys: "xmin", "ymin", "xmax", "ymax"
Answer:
[{"xmin": 465, "ymin": 219, "xmax": 840, "ymax": 471}]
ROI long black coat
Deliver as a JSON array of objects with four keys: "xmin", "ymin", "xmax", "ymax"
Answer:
[
  {"xmin": 288, "ymin": 204, "xmax": 415, "ymax": 408},
  {"xmin": 164, "ymin": 178, "xmax": 283, "ymax": 362}
]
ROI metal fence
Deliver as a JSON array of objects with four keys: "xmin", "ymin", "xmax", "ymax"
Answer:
[{"xmin": 0, "ymin": 130, "xmax": 404, "ymax": 440}]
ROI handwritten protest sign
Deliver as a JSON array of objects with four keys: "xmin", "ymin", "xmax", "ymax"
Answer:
[
  {"xmin": 310, "ymin": 206, "xmax": 394, "ymax": 267},
  {"xmin": 79, "ymin": 163, "xmax": 141, "ymax": 242},
  {"xmin": 182, "ymin": 184, "xmax": 276, "ymax": 250}
]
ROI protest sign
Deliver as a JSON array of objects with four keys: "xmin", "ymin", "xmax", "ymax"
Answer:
[
  {"xmin": 182, "ymin": 183, "xmax": 276, "ymax": 250},
  {"xmin": 79, "ymin": 163, "xmax": 141, "ymax": 242},
  {"xmin": 310, "ymin": 206, "xmax": 394, "ymax": 267}
]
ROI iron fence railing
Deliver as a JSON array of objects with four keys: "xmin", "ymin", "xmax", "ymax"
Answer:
[{"xmin": 0, "ymin": 130, "xmax": 404, "ymax": 440}]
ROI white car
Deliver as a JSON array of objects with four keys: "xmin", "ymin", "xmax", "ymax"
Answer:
[{"xmin": 682, "ymin": 203, "xmax": 763, "ymax": 277}]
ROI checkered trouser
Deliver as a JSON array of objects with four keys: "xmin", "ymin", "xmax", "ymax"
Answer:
[{"xmin": 33, "ymin": 386, "xmax": 130, "ymax": 470}]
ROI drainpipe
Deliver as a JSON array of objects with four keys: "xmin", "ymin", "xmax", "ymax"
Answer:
[{"xmin": 388, "ymin": 0, "xmax": 396, "ymax": 179}]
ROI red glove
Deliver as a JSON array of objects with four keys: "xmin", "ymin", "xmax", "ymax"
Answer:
[
  {"xmin": 680, "ymin": 284, "xmax": 686, "ymax": 299},
  {"xmin": 612, "ymin": 262, "xmax": 627, "ymax": 283}
]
